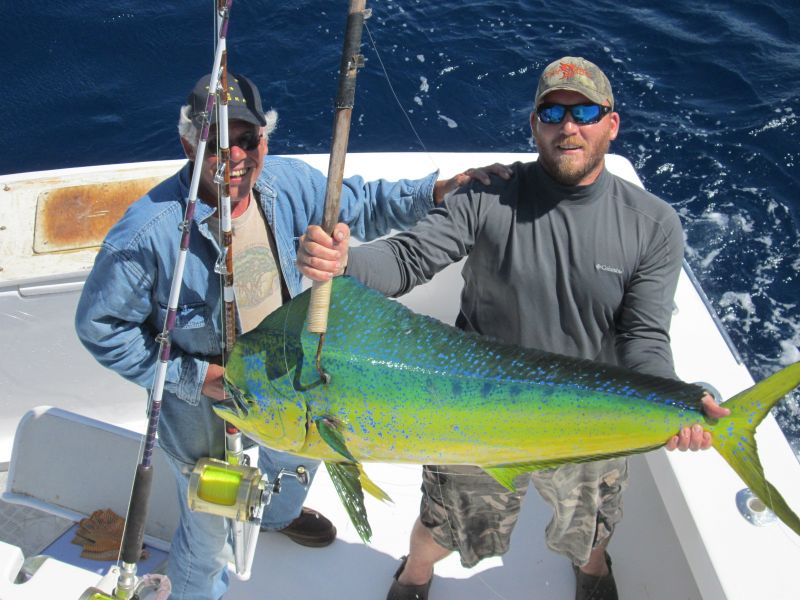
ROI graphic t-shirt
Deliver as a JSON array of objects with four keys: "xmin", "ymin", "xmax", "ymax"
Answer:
[{"xmin": 210, "ymin": 196, "xmax": 283, "ymax": 333}]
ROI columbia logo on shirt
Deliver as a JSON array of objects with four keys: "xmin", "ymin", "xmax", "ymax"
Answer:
[{"xmin": 595, "ymin": 263, "xmax": 623, "ymax": 274}]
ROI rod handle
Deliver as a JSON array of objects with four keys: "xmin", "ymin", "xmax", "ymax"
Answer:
[
  {"xmin": 307, "ymin": 279, "xmax": 333, "ymax": 334},
  {"xmin": 121, "ymin": 464, "xmax": 154, "ymax": 564}
]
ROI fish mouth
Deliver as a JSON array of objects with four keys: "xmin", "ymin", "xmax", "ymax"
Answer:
[{"xmin": 218, "ymin": 380, "xmax": 251, "ymax": 419}]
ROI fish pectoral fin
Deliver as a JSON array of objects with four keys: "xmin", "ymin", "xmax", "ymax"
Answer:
[
  {"xmin": 325, "ymin": 462, "xmax": 373, "ymax": 542},
  {"xmin": 315, "ymin": 416, "xmax": 358, "ymax": 463},
  {"xmin": 357, "ymin": 464, "xmax": 392, "ymax": 503}
]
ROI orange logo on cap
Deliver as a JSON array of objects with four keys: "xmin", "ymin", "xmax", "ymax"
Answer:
[{"xmin": 545, "ymin": 63, "xmax": 591, "ymax": 81}]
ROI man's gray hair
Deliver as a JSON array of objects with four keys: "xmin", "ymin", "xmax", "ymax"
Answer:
[{"xmin": 178, "ymin": 105, "xmax": 279, "ymax": 149}]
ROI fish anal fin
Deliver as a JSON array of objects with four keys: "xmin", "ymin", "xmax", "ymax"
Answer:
[
  {"xmin": 315, "ymin": 416, "xmax": 358, "ymax": 463},
  {"xmin": 482, "ymin": 465, "xmax": 533, "ymax": 491},
  {"xmin": 325, "ymin": 462, "xmax": 372, "ymax": 542},
  {"xmin": 484, "ymin": 445, "xmax": 665, "ymax": 491}
]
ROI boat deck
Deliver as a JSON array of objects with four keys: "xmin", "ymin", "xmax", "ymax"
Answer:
[
  {"xmin": 0, "ymin": 456, "xmax": 701, "ymax": 599},
  {"xmin": 0, "ymin": 471, "xmax": 72, "ymax": 559},
  {"xmin": 1, "ymin": 153, "xmax": 798, "ymax": 599}
]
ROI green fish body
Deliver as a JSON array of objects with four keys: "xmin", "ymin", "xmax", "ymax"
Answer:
[{"xmin": 217, "ymin": 277, "xmax": 800, "ymax": 541}]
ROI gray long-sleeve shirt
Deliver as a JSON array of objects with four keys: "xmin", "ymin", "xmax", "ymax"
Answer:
[{"xmin": 347, "ymin": 160, "xmax": 684, "ymax": 379}]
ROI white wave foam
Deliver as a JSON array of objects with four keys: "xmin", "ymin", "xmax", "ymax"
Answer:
[
  {"xmin": 437, "ymin": 113, "xmax": 458, "ymax": 128},
  {"xmin": 719, "ymin": 291, "xmax": 760, "ymax": 333},
  {"xmin": 779, "ymin": 340, "xmax": 800, "ymax": 365},
  {"xmin": 750, "ymin": 109, "xmax": 797, "ymax": 136}
]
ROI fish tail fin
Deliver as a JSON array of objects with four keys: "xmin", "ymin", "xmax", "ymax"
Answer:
[{"xmin": 711, "ymin": 361, "xmax": 800, "ymax": 535}]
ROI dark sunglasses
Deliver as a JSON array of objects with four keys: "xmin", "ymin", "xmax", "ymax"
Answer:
[
  {"xmin": 207, "ymin": 130, "xmax": 263, "ymax": 152},
  {"xmin": 536, "ymin": 103, "xmax": 611, "ymax": 125}
]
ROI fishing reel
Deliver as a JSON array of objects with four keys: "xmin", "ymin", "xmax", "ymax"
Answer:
[
  {"xmin": 78, "ymin": 569, "xmax": 170, "ymax": 600},
  {"xmin": 187, "ymin": 445, "xmax": 309, "ymax": 579},
  {"xmin": 189, "ymin": 458, "xmax": 269, "ymax": 521}
]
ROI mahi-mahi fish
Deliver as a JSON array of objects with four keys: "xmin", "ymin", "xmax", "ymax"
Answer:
[{"xmin": 215, "ymin": 276, "xmax": 800, "ymax": 541}]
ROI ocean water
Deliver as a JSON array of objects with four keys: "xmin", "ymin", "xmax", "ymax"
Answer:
[{"xmin": 2, "ymin": 1, "xmax": 798, "ymax": 444}]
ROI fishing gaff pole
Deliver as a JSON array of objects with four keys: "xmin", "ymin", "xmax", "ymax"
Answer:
[
  {"xmin": 113, "ymin": 2, "xmax": 234, "ymax": 598},
  {"xmin": 307, "ymin": 0, "xmax": 370, "ymax": 378},
  {"xmin": 216, "ymin": 53, "xmax": 238, "ymax": 359}
]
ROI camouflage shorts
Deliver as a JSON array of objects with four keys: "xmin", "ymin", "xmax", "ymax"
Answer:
[
  {"xmin": 531, "ymin": 457, "xmax": 628, "ymax": 566},
  {"xmin": 419, "ymin": 458, "xmax": 628, "ymax": 568}
]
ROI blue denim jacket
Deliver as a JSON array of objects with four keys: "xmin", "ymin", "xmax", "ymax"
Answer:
[{"xmin": 75, "ymin": 156, "xmax": 437, "ymax": 464}]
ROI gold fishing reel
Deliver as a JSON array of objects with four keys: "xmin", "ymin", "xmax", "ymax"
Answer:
[
  {"xmin": 188, "ymin": 458, "xmax": 268, "ymax": 521},
  {"xmin": 187, "ymin": 455, "xmax": 309, "ymax": 579},
  {"xmin": 188, "ymin": 457, "xmax": 270, "ymax": 580},
  {"xmin": 78, "ymin": 591, "xmax": 113, "ymax": 600}
]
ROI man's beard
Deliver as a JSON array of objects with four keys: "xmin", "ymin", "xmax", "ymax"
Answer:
[{"xmin": 538, "ymin": 136, "xmax": 611, "ymax": 186}]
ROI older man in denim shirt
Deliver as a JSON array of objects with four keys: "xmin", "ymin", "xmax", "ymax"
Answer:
[{"xmin": 75, "ymin": 73, "xmax": 489, "ymax": 600}]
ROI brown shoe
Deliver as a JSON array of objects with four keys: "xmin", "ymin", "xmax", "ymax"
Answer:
[
  {"xmin": 274, "ymin": 507, "xmax": 336, "ymax": 548},
  {"xmin": 386, "ymin": 555, "xmax": 432, "ymax": 600},
  {"xmin": 573, "ymin": 552, "xmax": 618, "ymax": 600}
]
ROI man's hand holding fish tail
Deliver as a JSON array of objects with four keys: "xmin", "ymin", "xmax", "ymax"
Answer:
[{"xmin": 668, "ymin": 395, "xmax": 730, "ymax": 451}]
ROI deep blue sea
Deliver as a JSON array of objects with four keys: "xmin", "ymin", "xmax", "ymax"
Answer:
[{"xmin": 2, "ymin": 1, "xmax": 798, "ymax": 445}]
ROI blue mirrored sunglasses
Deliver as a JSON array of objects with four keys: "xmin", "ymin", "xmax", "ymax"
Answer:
[{"xmin": 536, "ymin": 103, "xmax": 611, "ymax": 125}]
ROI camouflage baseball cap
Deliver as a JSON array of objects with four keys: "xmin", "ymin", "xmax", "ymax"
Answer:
[{"xmin": 534, "ymin": 57, "xmax": 614, "ymax": 109}]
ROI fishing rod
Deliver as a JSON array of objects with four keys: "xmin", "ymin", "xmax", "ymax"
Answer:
[
  {"xmin": 212, "ymin": 33, "xmax": 255, "ymax": 576},
  {"xmin": 95, "ymin": 3, "xmax": 368, "ymax": 596},
  {"xmin": 108, "ymin": 3, "xmax": 235, "ymax": 598},
  {"xmin": 185, "ymin": 1, "xmax": 372, "ymax": 581},
  {"xmin": 183, "ymin": 1, "xmax": 308, "ymax": 584},
  {"xmin": 207, "ymin": 26, "xmax": 262, "ymax": 578},
  {"xmin": 307, "ymin": 0, "xmax": 370, "ymax": 380}
]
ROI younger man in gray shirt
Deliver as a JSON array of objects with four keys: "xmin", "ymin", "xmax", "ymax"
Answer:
[{"xmin": 298, "ymin": 56, "xmax": 727, "ymax": 600}]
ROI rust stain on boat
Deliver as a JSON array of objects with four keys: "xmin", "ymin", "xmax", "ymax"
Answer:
[{"xmin": 34, "ymin": 177, "xmax": 164, "ymax": 253}]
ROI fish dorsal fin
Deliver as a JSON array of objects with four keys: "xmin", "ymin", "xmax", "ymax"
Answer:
[{"xmin": 325, "ymin": 462, "xmax": 372, "ymax": 542}]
